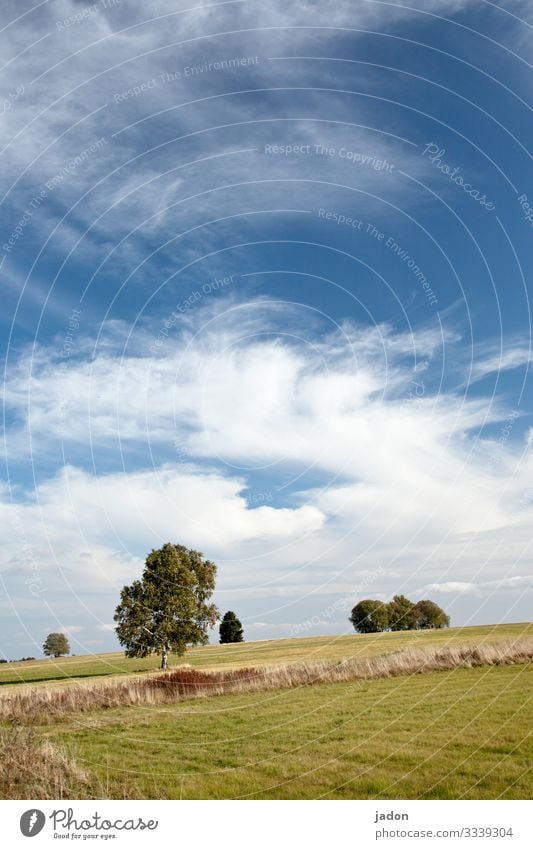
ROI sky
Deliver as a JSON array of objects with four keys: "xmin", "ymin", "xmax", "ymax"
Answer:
[{"xmin": 0, "ymin": 0, "xmax": 532, "ymax": 658}]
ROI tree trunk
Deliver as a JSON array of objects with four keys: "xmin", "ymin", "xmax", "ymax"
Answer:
[{"xmin": 161, "ymin": 648, "xmax": 169, "ymax": 669}]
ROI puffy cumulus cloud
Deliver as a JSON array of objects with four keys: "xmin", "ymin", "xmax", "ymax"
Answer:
[
  {"xmin": 0, "ymin": 463, "xmax": 325, "ymax": 593},
  {"xmin": 4, "ymin": 300, "xmax": 532, "ymax": 545},
  {"xmin": 41, "ymin": 464, "xmax": 324, "ymax": 548},
  {"xmin": 0, "ymin": 452, "xmax": 329, "ymax": 646},
  {"xmin": 3, "ymin": 298, "xmax": 455, "ymax": 453},
  {"xmin": 3, "ymin": 299, "xmax": 533, "ymax": 606}
]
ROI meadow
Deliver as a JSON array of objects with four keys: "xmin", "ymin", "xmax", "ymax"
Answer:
[
  {"xmin": 1, "ymin": 622, "xmax": 531, "ymax": 687},
  {"xmin": 1, "ymin": 623, "xmax": 532, "ymax": 800},
  {"xmin": 50, "ymin": 663, "xmax": 532, "ymax": 800}
]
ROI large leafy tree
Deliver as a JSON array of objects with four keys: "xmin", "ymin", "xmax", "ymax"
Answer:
[
  {"xmin": 43, "ymin": 632, "xmax": 70, "ymax": 657},
  {"xmin": 387, "ymin": 594, "xmax": 415, "ymax": 631},
  {"xmin": 219, "ymin": 611, "xmax": 244, "ymax": 643},
  {"xmin": 412, "ymin": 599, "xmax": 450, "ymax": 629},
  {"xmin": 114, "ymin": 543, "xmax": 219, "ymax": 668},
  {"xmin": 349, "ymin": 599, "xmax": 389, "ymax": 633}
]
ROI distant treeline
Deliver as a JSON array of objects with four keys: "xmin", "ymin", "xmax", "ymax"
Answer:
[{"xmin": 0, "ymin": 657, "xmax": 35, "ymax": 663}]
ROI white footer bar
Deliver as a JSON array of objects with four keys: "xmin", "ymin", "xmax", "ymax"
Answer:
[{"xmin": 2, "ymin": 799, "xmax": 531, "ymax": 848}]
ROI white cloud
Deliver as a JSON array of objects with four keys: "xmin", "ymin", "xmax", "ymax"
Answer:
[
  {"xmin": 1, "ymin": 0, "xmax": 531, "ymax": 647},
  {"xmin": 0, "ymin": 0, "xmax": 485, "ymax": 272},
  {"xmin": 58, "ymin": 624, "xmax": 84, "ymax": 634},
  {"xmin": 469, "ymin": 343, "xmax": 533, "ymax": 382},
  {"xmin": 421, "ymin": 581, "xmax": 477, "ymax": 594},
  {"xmin": 421, "ymin": 575, "xmax": 533, "ymax": 596},
  {"xmin": 2, "ymin": 302, "xmax": 533, "ymax": 623},
  {"xmin": 0, "ymin": 463, "xmax": 325, "ymax": 602}
]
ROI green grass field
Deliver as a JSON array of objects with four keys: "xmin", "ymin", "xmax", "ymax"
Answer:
[
  {"xmin": 47, "ymin": 662, "xmax": 532, "ymax": 799},
  {"xmin": 1, "ymin": 622, "xmax": 531, "ymax": 687},
  {"xmin": 2, "ymin": 623, "xmax": 531, "ymax": 800}
]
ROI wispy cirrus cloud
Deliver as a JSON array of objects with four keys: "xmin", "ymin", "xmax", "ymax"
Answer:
[
  {"xmin": 2, "ymin": 0, "xmax": 532, "ymax": 653},
  {"xmin": 0, "ymin": 0, "xmax": 495, "ymax": 271}
]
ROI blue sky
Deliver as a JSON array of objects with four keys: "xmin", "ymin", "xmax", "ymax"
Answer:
[{"xmin": 1, "ymin": 0, "xmax": 532, "ymax": 657}]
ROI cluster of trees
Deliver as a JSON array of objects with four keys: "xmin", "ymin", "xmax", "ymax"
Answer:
[
  {"xmin": 350, "ymin": 595, "xmax": 449, "ymax": 633},
  {"xmin": 111, "ymin": 543, "xmax": 449, "ymax": 671}
]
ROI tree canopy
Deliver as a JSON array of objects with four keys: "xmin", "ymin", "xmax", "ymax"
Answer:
[
  {"xmin": 219, "ymin": 610, "xmax": 244, "ymax": 643},
  {"xmin": 350, "ymin": 595, "xmax": 449, "ymax": 633},
  {"xmin": 412, "ymin": 599, "xmax": 450, "ymax": 629},
  {"xmin": 43, "ymin": 632, "xmax": 70, "ymax": 657},
  {"xmin": 114, "ymin": 543, "xmax": 219, "ymax": 666},
  {"xmin": 349, "ymin": 599, "xmax": 389, "ymax": 633},
  {"xmin": 388, "ymin": 594, "xmax": 415, "ymax": 631}
]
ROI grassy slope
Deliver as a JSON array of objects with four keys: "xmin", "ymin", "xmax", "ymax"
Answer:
[
  {"xmin": 49, "ymin": 663, "xmax": 532, "ymax": 799},
  {"xmin": 2, "ymin": 622, "xmax": 532, "ymax": 687}
]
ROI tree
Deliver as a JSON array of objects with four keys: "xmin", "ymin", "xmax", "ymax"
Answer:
[
  {"xmin": 43, "ymin": 633, "xmax": 70, "ymax": 657},
  {"xmin": 114, "ymin": 543, "xmax": 219, "ymax": 668},
  {"xmin": 219, "ymin": 611, "xmax": 244, "ymax": 643},
  {"xmin": 387, "ymin": 595, "xmax": 415, "ymax": 631},
  {"xmin": 349, "ymin": 599, "xmax": 389, "ymax": 633},
  {"xmin": 412, "ymin": 599, "xmax": 450, "ymax": 629}
]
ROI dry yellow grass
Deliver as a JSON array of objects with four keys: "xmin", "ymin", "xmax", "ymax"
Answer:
[
  {"xmin": 0, "ymin": 727, "xmax": 90, "ymax": 799},
  {"xmin": 3, "ymin": 624, "xmax": 531, "ymax": 690},
  {"xmin": 2, "ymin": 638, "xmax": 531, "ymax": 722}
]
